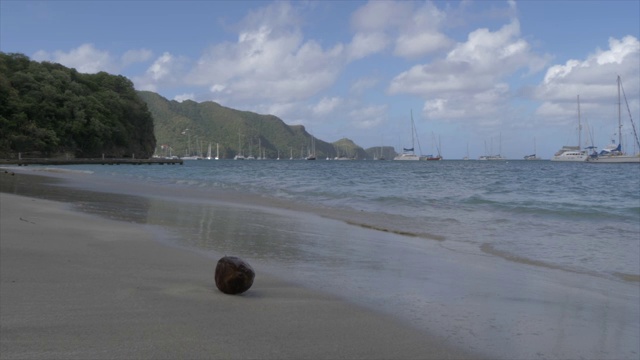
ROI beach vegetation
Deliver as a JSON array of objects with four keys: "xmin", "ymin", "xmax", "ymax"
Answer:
[{"xmin": 0, "ymin": 52, "xmax": 156, "ymax": 159}]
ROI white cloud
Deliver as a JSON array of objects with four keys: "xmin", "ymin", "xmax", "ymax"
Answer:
[
  {"xmin": 388, "ymin": 19, "xmax": 548, "ymax": 123},
  {"xmin": 350, "ymin": 77, "xmax": 378, "ymax": 95},
  {"xmin": 32, "ymin": 43, "xmax": 117, "ymax": 73},
  {"xmin": 174, "ymin": 93, "xmax": 195, "ymax": 102},
  {"xmin": 131, "ymin": 52, "xmax": 190, "ymax": 92},
  {"xmin": 348, "ymin": 104, "xmax": 387, "ymax": 129},
  {"xmin": 394, "ymin": 32, "xmax": 452, "ymax": 59},
  {"xmin": 185, "ymin": 1, "xmax": 345, "ymax": 107},
  {"xmin": 147, "ymin": 52, "xmax": 174, "ymax": 81},
  {"xmin": 121, "ymin": 49, "xmax": 153, "ymax": 66},
  {"xmin": 349, "ymin": 1, "xmax": 452, "ymax": 60},
  {"xmin": 534, "ymin": 35, "xmax": 640, "ymax": 119},
  {"xmin": 347, "ymin": 32, "xmax": 389, "ymax": 61},
  {"xmin": 209, "ymin": 84, "xmax": 226, "ymax": 93},
  {"xmin": 595, "ymin": 36, "xmax": 639, "ymax": 65},
  {"xmin": 312, "ymin": 97, "xmax": 343, "ymax": 116},
  {"xmin": 446, "ymin": 20, "xmax": 532, "ymax": 74}
]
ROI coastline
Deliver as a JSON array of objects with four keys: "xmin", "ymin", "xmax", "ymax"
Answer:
[
  {"xmin": 0, "ymin": 171, "xmax": 474, "ymax": 359},
  {"xmin": 2, "ymin": 166, "xmax": 639, "ymax": 360}
]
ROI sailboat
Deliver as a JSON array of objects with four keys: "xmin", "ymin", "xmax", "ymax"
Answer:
[
  {"xmin": 215, "ymin": 143, "xmax": 219, "ymax": 160},
  {"xmin": 425, "ymin": 134, "xmax": 442, "ymax": 160},
  {"xmin": 206, "ymin": 143, "xmax": 213, "ymax": 160},
  {"xmin": 246, "ymin": 138, "xmax": 255, "ymax": 160},
  {"xmin": 394, "ymin": 110, "xmax": 421, "ymax": 161},
  {"xmin": 479, "ymin": 135, "xmax": 506, "ymax": 160},
  {"xmin": 587, "ymin": 76, "xmax": 640, "ymax": 163},
  {"xmin": 234, "ymin": 132, "xmax": 245, "ymax": 160},
  {"xmin": 306, "ymin": 136, "xmax": 316, "ymax": 160},
  {"xmin": 551, "ymin": 95, "xmax": 589, "ymax": 162},
  {"xmin": 524, "ymin": 137, "xmax": 541, "ymax": 160}
]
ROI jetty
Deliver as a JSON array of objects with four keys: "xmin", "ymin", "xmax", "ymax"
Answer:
[{"xmin": 0, "ymin": 158, "xmax": 183, "ymax": 166}]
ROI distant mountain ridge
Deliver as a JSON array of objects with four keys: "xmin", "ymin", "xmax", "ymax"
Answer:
[{"xmin": 138, "ymin": 91, "xmax": 391, "ymax": 160}]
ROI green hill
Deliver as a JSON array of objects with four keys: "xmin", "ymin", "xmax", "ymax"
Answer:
[
  {"xmin": 138, "ymin": 91, "xmax": 382, "ymax": 160},
  {"xmin": 0, "ymin": 51, "xmax": 395, "ymax": 160}
]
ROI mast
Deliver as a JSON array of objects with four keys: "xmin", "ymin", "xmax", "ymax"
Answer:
[
  {"xmin": 578, "ymin": 95, "xmax": 582, "ymax": 150},
  {"xmin": 410, "ymin": 110, "xmax": 415, "ymax": 153},
  {"xmin": 618, "ymin": 75, "xmax": 623, "ymax": 150}
]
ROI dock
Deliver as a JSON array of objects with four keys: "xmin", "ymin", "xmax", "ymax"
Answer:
[{"xmin": 0, "ymin": 158, "xmax": 183, "ymax": 166}]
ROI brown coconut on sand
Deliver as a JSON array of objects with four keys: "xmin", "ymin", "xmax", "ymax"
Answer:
[{"xmin": 0, "ymin": 189, "xmax": 475, "ymax": 359}]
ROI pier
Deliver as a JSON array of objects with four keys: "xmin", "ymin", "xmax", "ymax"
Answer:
[{"xmin": 0, "ymin": 158, "xmax": 183, "ymax": 166}]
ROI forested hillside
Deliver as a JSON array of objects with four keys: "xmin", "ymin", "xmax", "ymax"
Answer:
[
  {"xmin": 0, "ymin": 52, "xmax": 393, "ymax": 160},
  {"xmin": 138, "ymin": 91, "xmax": 373, "ymax": 159},
  {"xmin": 0, "ymin": 53, "xmax": 156, "ymax": 158}
]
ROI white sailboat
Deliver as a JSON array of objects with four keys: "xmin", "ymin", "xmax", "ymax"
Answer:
[
  {"xmin": 587, "ymin": 76, "xmax": 640, "ymax": 163},
  {"xmin": 306, "ymin": 136, "xmax": 316, "ymax": 160},
  {"xmin": 234, "ymin": 132, "xmax": 245, "ymax": 160},
  {"xmin": 246, "ymin": 139, "xmax": 255, "ymax": 160},
  {"xmin": 479, "ymin": 135, "xmax": 506, "ymax": 160},
  {"xmin": 524, "ymin": 137, "xmax": 541, "ymax": 160},
  {"xmin": 551, "ymin": 95, "xmax": 589, "ymax": 162},
  {"xmin": 206, "ymin": 143, "xmax": 212, "ymax": 160},
  {"xmin": 463, "ymin": 142, "xmax": 470, "ymax": 160},
  {"xmin": 424, "ymin": 133, "xmax": 442, "ymax": 160},
  {"xmin": 394, "ymin": 110, "xmax": 421, "ymax": 161},
  {"xmin": 215, "ymin": 143, "xmax": 219, "ymax": 160}
]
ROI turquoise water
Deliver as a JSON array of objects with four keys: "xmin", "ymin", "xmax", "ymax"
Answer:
[
  {"xmin": 32, "ymin": 159, "xmax": 640, "ymax": 281},
  {"xmin": 6, "ymin": 159, "xmax": 640, "ymax": 359}
]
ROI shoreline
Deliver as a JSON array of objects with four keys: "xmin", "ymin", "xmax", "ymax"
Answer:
[
  {"xmin": 3, "ymin": 166, "xmax": 640, "ymax": 360},
  {"xmin": 0, "ymin": 172, "xmax": 475, "ymax": 359}
]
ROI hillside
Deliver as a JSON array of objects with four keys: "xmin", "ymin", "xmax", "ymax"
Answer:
[
  {"xmin": 138, "ymin": 91, "xmax": 382, "ymax": 160},
  {"xmin": 0, "ymin": 53, "xmax": 156, "ymax": 158}
]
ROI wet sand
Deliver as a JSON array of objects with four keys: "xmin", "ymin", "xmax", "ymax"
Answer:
[{"xmin": 0, "ymin": 173, "xmax": 474, "ymax": 359}]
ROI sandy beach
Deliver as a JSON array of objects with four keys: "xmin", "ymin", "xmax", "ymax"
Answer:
[{"xmin": 0, "ymin": 182, "xmax": 474, "ymax": 359}]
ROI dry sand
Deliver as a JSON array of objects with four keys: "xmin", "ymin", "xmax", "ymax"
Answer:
[{"xmin": 0, "ymin": 191, "xmax": 475, "ymax": 359}]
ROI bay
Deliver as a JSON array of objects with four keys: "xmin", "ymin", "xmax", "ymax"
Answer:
[{"xmin": 3, "ymin": 159, "xmax": 639, "ymax": 359}]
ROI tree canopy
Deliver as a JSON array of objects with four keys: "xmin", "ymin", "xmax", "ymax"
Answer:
[{"xmin": 0, "ymin": 52, "xmax": 156, "ymax": 158}]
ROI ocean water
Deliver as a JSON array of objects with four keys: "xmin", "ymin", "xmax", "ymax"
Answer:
[{"xmin": 4, "ymin": 159, "xmax": 640, "ymax": 359}]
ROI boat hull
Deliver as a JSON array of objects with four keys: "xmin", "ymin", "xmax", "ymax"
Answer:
[
  {"xmin": 550, "ymin": 156, "xmax": 588, "ymax": 162},
  {"xmin": 393, "ymin": 154, "xmax": 420, "ymax": 161},
  {"xmin": 550, "ymin": 150, "xmax": 588, "ymax": 162},
  {"xmin": 587, "ymin": 155, "xmax": 640, "ymax": 163}
]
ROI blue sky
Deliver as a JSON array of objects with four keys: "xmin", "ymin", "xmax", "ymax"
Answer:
[{"xmin": 2, "ymin": 0, "xmax": 639, "ymax": 159}]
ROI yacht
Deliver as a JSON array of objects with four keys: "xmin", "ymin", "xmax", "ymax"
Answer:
[
  {"xmin": 551, "ymin": 95, "xmax": 588, "ymax": 162},
  {"xmin": 394, "ymin": 110, "xmax": 421, "ymax": 161}
]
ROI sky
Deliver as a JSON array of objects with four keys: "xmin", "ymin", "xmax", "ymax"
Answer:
[{"xmin": 1, "ymin": 0, "xmax": 639, "ymax": 159}]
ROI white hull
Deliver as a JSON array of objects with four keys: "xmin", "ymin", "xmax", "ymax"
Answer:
[
  {"xmin": 393, "ymin": 154, "xmax": 420, "ymax": 161},
  {"xmin": 590, "ymin": 77, "xmax": 640, "ymax": 164},
  {"xmin": 394, "ymin": 110, "xmax": 422, "ymax": 161},
  {"xmin": 587, "ymin": 154, "xmax": 640, "ymax": 163},
  {"xmin": 552, "ymin": 96, "xmax": 588, "ymax": 163},
  {"xmin": 479, "ymin": 155, "xmax": 506, "ymax": 161},
  {"xmin": 550, "ymin": 153, "xmax": 588, "ymax": 162}
]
